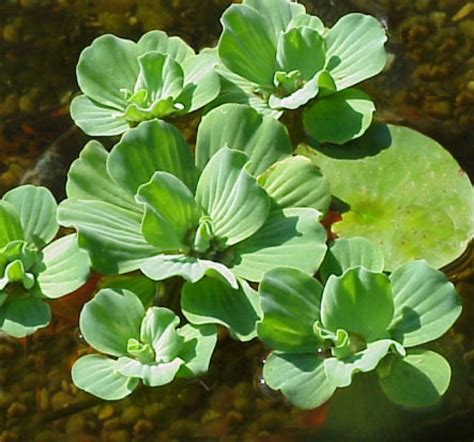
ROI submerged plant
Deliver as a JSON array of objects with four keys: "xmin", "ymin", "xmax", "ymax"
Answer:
[
  {"xmin": 217, "ymin": 0, "xmax": 387, "ymax": 144},
  {"xmin": 258, "ymin": 239, "xmax": 462, "ymax": 409},
  {"xmin": 0, "ymin": 185, "xmax": 90, "ymax": 337},
  {"xmin": 71, "ymin": 30, "xmax": 220, "ymax": 136},
  {"xmin": 72, "ymin": 288, "xmax": 216, "ymax": 400}
]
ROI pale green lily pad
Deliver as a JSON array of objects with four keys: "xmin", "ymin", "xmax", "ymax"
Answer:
[{"xmin": 298, "ymin": 124, "xmax": 474, "ymax": 270}]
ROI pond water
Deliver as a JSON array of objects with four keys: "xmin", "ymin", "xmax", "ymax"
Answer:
[{"xmin": 0, "ymin": 1, "xmax": 473, "ymax": 441}]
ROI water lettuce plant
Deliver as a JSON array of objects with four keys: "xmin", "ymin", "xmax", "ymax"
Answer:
[
  {"xmin": 71, "ymin": 30, "xmax": 220, "ymax": 136},
  {"xmin": 217, "ymin": 0, "xmax": 387, "ymax": 144},
  {"xmin": 258, "ymin": 238, "xmax": 462, "ymax": 409},
  {"xmin": 72, "ymin": 288, "xmax": 216, "ymax": 400},
  {"xmin": 0, "ymin": 185, "xmax": 90, "ymax": 337},
  {"xmin": 58, "ymin": 112, "xmax": 328, "ymax": 290}
]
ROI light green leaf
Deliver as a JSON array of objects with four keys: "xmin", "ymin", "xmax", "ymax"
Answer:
[
  {"xmin": 58, "ymin": 198, "xmax": 158, "ymax": 275},
  {"xmin": 297, "ymin": 124, "xmax": 474, "ymax": 270},
  {"xmin": 378, "ymin": 350, "xmax": 451, "ymax": 408},
  {"xmin": 182, "ymin": 278, "xmax": 261, "ymax": 342},
  {"xmin": 258, "ymin": 156, "xmax": 331, "ymax": 214},
  {"xmin": 321, "ymin": 268, "xmax": 394, "ymax": 342},
  {"xmin": 70, "ymin": 95, "xmax": 129, "ymax": 137},
  {"xmin": 0, "ymin": 201, "xmax": 24, "ymax": 248},
  {"xmin": 137, "ymin": 172, "xmax": 199, "ymax": 251},
  {"xmin": 324, "ymin": 339, "xmax": 405, "ymax": 388},
  {"xmin": 276, "ymin": 27, "xmax": 325, "ymax": 80},
  {"xmin": 388, "ymin": 260, "xmax": 462, "ymax": 347},
  {"xmin": 65, "ymin": 140, "xmax": 138, "ymax": 212},
  {"xmin": 77, "ymin": 34, "xmax": 139, "ymax": 109},
  {"xmin": 269, "ymin": 75, "xmax": 321, "ymax": 110},
  {"xmin": 320, "ymin": 237, "xmax": 385, "ymax": 283},
  {"xmin": 231, "ymin": 208, "xmax": 327, "ymax": 282},
  {"xmin": 288, "ymin": 13, "xmax": 325, "ymax": 34},
  {"xmin": 177, "ymin": 51, "xmax": 220, "ymax": 113},
  {"xmin": 196, "ymin": 148, "xmax": 270, "ymax": 246},
  {"xmin": 244, "ymin": 0, "xmax": 306, "ymax": 37},
  {"xmin": 79, "ymin": 288, "xmax": 144, "ymax": 357},
  {"xmin": 140, "ymin": 307, "xmax": 183, "ymax": 361},
  {"xmin": 325, "ymin": 13, "xmax": 387, "ymax": 90},
  {"xmin": 263, "ymin": 352, "xmax": 336, "ymax": 409},
  {"xmin": 0, "ymin": 296, "xmax": 51, "ymax": 338},
  {"xmin": 37, "ymin": 234, "xmax": 90, "ymax": 299},
  {"xmin": 303, "ymin": 88, "xmax": 375, "ymax": 144},
  {"xmin": 99, "ymin": 274, "xmax": 158, "ymax": 308},
  {"xmin": 72, "ymin": 355, "xmax": 139, "ymax": 401},
  {"xmin": 134, "ymin": 52, "xmax": 184, "ymax": 102},
  {"xmin": 3, "ymin": 185, "xmax": 58, "ymax": 247},
  {"xmin": 137, "ymin": 30, "xmax": 194, "ymax": 64},
  {"xmin": 196, "ymin": 103, "xmax": 291, "ymax": 175},
  {"xmin": 258, "ymin": 267, "xmax": 323, "ymax": 353},
  {"xmin": 140, "ymin": 254, "xmax": 238, "ymax": 289},
  {"xmin": 177, "ymin": 323, "xmax": 217, "ymax": 377},
  {"xmin": 115, "ymin": 356, "xmax": 183, "ymax": 387},
  {"xmin": 218, "ymin": 4, "xmax": 277, "ymax": 87},
  {"xmin": 108, "ymin": 119, "xmax": 196, "ymax": 195}
]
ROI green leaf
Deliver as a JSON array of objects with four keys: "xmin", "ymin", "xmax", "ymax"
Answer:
[
  {"xmin": 65, "ymin": 140, "xmax": 138, "ymax": 212},
  {"xmin": 320, "ymin": 237, "xmax": 385, "ymax": 283},
  {"xmin": 70, "ymin": 95, "xmax": 129, "ymax": 137},
  {"xmin": 115, "ymin": 356, "xmax": 183, "ymax": 387},
  {"xmin": 77, "ymin": 34, "xmax": 139, "ymax": 109},
  {"xmin": 196, "ymin": 148, "xmax": 270, "ymax": 246},
  {"xmin": 321, "ymin": 268, "xmax": 394, "ymax": 342},
  {"xmin": 258, "ymin": 267, "xmax": 324, "ymax": 353},
  {"xmin": 196, "ymin": 103, "xmax": 292, "ymax": 175},
  {"xmin": 177, "ymin": 51, "xmax": 220, "ymax": 113},
  {"xmin": 218, "ymin": 4, "xmax": 277, "ymax": 87},
  {"xmin": 297, "ymin": 124, "xmax": 474, "ymax": 270},
  {"xmin": 258, "ymin": 156, "xmax": 331, "ymax": 214},
  {"xmin": 140, "ymin": 307, "xmax": 183, "ymax": 361},
  {"xmin": 388, "ymin": 260, "xmax": 462, "ymax": 347},
  {"xmin": 137, "ymin": 172, "xmax": 199, "ymax": 251},
  {"xmin": 79, "ymin": 288, "xmax": 144, "ymax": 357},
  {"xmin": 108, "ymin": 119, "xmax": 196, "ymax": 195},
  {"xmin": 182, "ymin": 278, "xmax": 261, "ymax": 342},
  {"xmin": 140, "ymin": 254, "xmax": 237, "ymax": 288},
  {"xmin": 303, "ymin": 88, "xmax": 375, "ymax": 144},
  {"xmin": 0, "ymin": 296, "xmax": 51, "ymax": 338},
  {"xmin": 58, "ymin": 198, "xmax": 158, "ymax": 275},
  {"xmin": 0, "ymin": 201, "xmax": 24, "ymax": 248},
  {"xmin": 378, "ymin": 350, "xmax": 451, "ymax": 408},
  {"xmin": 231, "ymin": 208, "xmax": 327, "ymax": 282},
  {"xmin": 99, "ymin": 274, "xmax": 158, "ymax": 308},
  {"xmin": 268, "ymin": 74, "xmax": 320, "ymax": 110},
  {"xmin": 244, "ymin": 0, "xmax": 306, "ymax": 37},
  {"xmin": 4, "ymin": 185, "xmax": 58, "ymax": 248},
  {"xmin": 276, "ymin": 27, "xmax": 325, "ymax": 80},
  {"xmin": 177, "ymin": 323, "xmax": 217, "ymax": 377},
  {"xmin": 263, "ymin": 352, "xmax": 336, "ymax": 409},
  {"xmin": 137, "ymin": 30, "xmax": 194, "ymax": 64},
  {"xmin": 134, "ymin": 52, "xmax": 184, "ymax": 102},
  {"xmin": 72, "ymin": 354, "xmax": 139, "ymax": 401},
  {"xmin": 37, "ymin": 234, "xmax": 90, "ymax": 299},
  {"xmin": 288, "ymin": 13, "xmax": 325, "ymax": 34},
  {"xmin": 324, "ymin": 339, "xmax": 405, "ymax": 388},
  {"xmin": 325, "ymin": 13, "xmax": 387, "ymax": 90}
]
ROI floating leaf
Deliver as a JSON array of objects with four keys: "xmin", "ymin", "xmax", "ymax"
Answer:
[
  {"xmin": 0, "ymin": 201, "xmax": 24, "ymax": 248},
  {"xmin": 298, "ymin": 124, "xmax": 474, "ymax": 270}
]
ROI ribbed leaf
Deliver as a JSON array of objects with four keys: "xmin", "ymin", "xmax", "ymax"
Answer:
[
  {"xmin": 0, "ymin": 201, "xmax": 24, "ymax": 248},
  {"xmin": 108, "ymin": 120, "xmax": 196, "ymax": 194},
  {"xmin": 196, "ymin": 103, "xmax": 291, "ymax": 175},
  {"xmin": 196, "ymin": 148, "xmax": 270, "ymax": 246},
  {"xmin": 115, "ymin": 357, "xmax": 183, "ymax": 387},
  {"xmin": 137, "ymin": 30, "xmax": 194, "ymax": 64},
  {"xmin": 231, "ymin": 208, "xmax": 327, "ymax": 282},
  {"xmin": 72, "ymin": 355, "xmax": 139, "ymax": 400}
]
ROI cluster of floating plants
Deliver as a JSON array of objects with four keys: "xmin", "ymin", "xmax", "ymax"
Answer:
[{"xmin": 1, "ymin": 0, "xmax": 472, "ymax": 414}]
